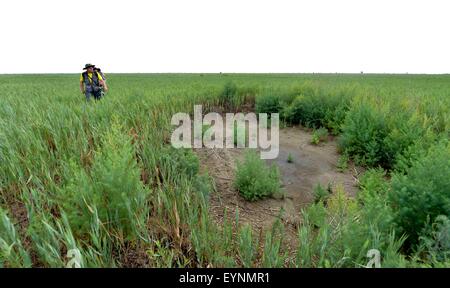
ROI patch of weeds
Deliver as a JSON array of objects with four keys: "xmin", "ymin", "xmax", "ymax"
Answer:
[
  {"xmin": 337, "ymin": 153, "xmax": 349, "ymax": 172},
  {"xmin": 305, "ymin": 202, "xmax": 328, "ymax": 228},
  {"xmin": 287, "ymin": 153, "xmax": 294, "ymax": 163},
  {"xmin": 311, "ymin": 127, "xmax": 328, "ymax": 145},
  {"xmin": 234, "ymin": 150, "xmax": 282, "ymax": 201},
  {"xmin": 313, "ymin": 183, "xmax": 332, "ymax": 204},
  {"xmin": 255, "ymin": 93, "xmax": 283, "ymax": 115},
  {"xmin": 219, "ymin": 81, "xmax": 239, "ymax": 109}
]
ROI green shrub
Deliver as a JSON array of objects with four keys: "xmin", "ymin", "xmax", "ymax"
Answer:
[
  {"xmin": 311, "ymin": 127, "xmax": 328, "ymax": 145},
  {"xmin": 283, "ymin": 94, "xmax": 327, "ymax": 128},
  {"xmin": 355, "ymin": 169, "xmax": 396, "ymax": 252},
  {"xmin": 255, "ymin": 93, "xmax": 283, "ymax": 115},
  {"xmin": 219, "ymin": 81, "xmax": 238, "ymax": 108},
  {"xmin": 358, "ymin": 168, "xmax": 389, "ymax": 198},
  {"xmin": 313, "ymin": 183, "xmax": 331, "ymax": 204},
  {"xmin": 287, "ymin": 153, "xmax": 294, "ymax": 163},
  {"xmin": 305, "ymin": 202, "xmax": 328, "ymax": 228},
  {"xmin": 60, "ymin": 122, "xmax": 150, "ymax": 239},
  {"xmin": 389, "ymin": 141, "xmax": 450, "ymax": 248},
  {"xmin": 376, "ymin": 103, "xmax": 441, "ymax": 172},
  {"xmin": 159, "ymin": 146, "xmax": 200, "ymax": 180},
  {"xmin": 324, "ymin": 98, "xmax": 351, "ymax": 135},
  {"xmin": 339, "ymin": 102, "xmax": 390, "ymax": 167},
  {"xmin": 234, "ymin": 150, "xmax": 281, "ymax": 201},
  {"xmin": 336, "ymin": 153, "xmax": 349, "ymax": 172},
  {"xmin": 358, "ymin": 168, "xmax": 393, "ymax": 230},
  {"xmin": 393, "ymin": 131, "xmax": 438, "ymax": 173},
  {"xmin": 282, "ymin": 87, "xmax": 351, "ymax": 132}
]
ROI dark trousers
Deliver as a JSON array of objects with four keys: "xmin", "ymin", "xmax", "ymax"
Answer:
[{"xmin": 85, "ymin": 88, "xmax": 103, "ymax": 101}]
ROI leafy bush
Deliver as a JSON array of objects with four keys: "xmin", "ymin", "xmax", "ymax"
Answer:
[
  {"xmin": 393, "ymin": 131, "xmax": 438, "ymax": 173},
  {"xmin": 382, "ymin": 112, "xmax": 428, "ymax": 169},
  {"xmin": 358, "ymin": 168, "xmax": 389, "ymax": 199},
  {"xmin": 389, "ymin": 141, "xmax": 450, "ymax": 248},
  {"xmin": 326, "ymin": 185, "xmax": 359, "ymax": 221},
  {"xmin": 324, "ymin": 98, "xmax": 351, "ymax": 135},
  {"xmin": 282, "ymin": 87, "xmax": 351, "ymax": 133},
  {"xmin": 311, "ymin": 127, "xmax": 328, "ymax": 145},
  {"xmin": 60, "ymin": 123, "xmax": 150, "ymax": 239},
  {"xmin": 234, "ymin": 150, "xmax": 281, "ymax": 201},
  {"xmin": 159, "ymin": 146, "xmax": 200, "ymax": 180},
  {"xmin": 336, "ymin": 153, "xmax": 349, "ymax": 172},
  {"xmin": 305, "ymin": 202, "xmax": 328, "ymax": 228},
  {"xmin": 339, "ymin": 102, "xmax": 390, "ymax": 167},
  {"xmin": 283, "ymin": 94, "xmax": 327, "ymax": 128},
  {"xmin": 255, "ymin": 93, "xmax": 283, "ymax": 115},
  {"xmin": 219, "ymin": 81, "xmax": 239, "ymax": 109},
  {"xmin": 357, "ymin": 168, "xmax": 394, "ymax": 237},
  {"xmin": 313, "ymin": 183, "xmax": 331, "ymax": 204}
]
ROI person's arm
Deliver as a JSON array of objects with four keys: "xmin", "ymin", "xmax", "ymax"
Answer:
[
  {"xmin": 80, "ymin": 81, "xmax": 85, "ymax": 94},
  {"xmin": 101, "ymin": 80, "xmax": 108, "ymax": 92},
  {"xmin": 98, "ymin": 74, "xmax": 108, "ymax": 92},
  {"xmin": 80, "ymin": 74, "xmax": 85, "ymax": 94}
]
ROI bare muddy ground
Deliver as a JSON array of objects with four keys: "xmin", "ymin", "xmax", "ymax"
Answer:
[
  {"xmin": 266, "ymin": 127, "xmax": 361, "ymax": 221},
  {"xmin": 195, "ymin": 126, "xmax": 362, "ymax": 249}
]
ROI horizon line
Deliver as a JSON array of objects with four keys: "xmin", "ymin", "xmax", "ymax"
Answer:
[{"xmin": 1, "ymin": 72, "xmax": 449, "ymax": 76}]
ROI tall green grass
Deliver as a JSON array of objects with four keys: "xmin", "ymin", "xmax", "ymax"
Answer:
[{"xmin": 0, "ymin": 73, "xmax": 449, "ymax": 267}]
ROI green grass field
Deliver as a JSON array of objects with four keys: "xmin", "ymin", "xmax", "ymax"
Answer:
[{"xmin": 0, "ymin": 73, "xmax": 449, "ymax": 267}]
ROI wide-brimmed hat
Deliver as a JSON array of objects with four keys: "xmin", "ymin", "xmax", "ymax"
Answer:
[{"xmin": 83, "ymin": 63, "xmax": 96, "ymax": 70}]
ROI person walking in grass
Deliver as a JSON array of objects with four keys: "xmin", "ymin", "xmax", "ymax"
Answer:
[{"xmin": 80, "ymin": 63, "xmax": 108, "ymax": 101}]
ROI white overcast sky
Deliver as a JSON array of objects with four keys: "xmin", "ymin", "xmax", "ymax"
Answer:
[{"xmin": 0, "ymin": 0, "xmax": 449, "ymax": 73}]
